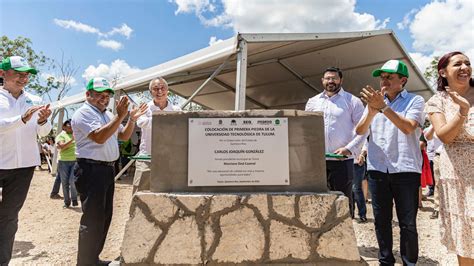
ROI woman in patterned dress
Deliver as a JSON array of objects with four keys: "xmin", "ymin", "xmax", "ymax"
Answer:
[{"xmin": 425, "ymin": 51, "xmax": 474, "ymax": 265}]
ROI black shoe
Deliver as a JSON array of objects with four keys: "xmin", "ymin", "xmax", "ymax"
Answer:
[
  {"xmin": 430, "ymin": 210, "xmax": 439, "ymax": 219},
  {"xmin": 358, "ymin": 217, "xmax": 368, "ymax": 223},
  {"xmin": 97, "ymin": 259, "xmax": 111, "ymax": 265},
  {"xmin": 50, "ymin": 193, "xmax": 62, "ymax": 199},
  {"xmin": 63, "ymin": 204, "xmax": 70, "ymax": 208},
  {"xmin": 72, "ymin": 200, "xmax": 79, "ymax": 207},
  {"xmin": 424, "ymin": 190, "xmax": 434, "ymax": 197}
]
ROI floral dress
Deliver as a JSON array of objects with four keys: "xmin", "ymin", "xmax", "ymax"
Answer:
[{"xmin": 425, "ymin": 91, "xmax": 474, "ymax": 258}]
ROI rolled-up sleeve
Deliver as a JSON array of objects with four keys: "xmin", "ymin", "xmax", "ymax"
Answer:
[{"xmin": 406, "ymin": 95, "xmax": 425, "ymax": 126}]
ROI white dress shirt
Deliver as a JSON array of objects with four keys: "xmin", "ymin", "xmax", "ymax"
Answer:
[
  {"xmin": 137, "ymin": 100, "xmax": 181, "ymax": 155},
  {"xmin": 305, "ymin": 88, "xmax": 367, "ymax": 160},
  {"xmin": 0, "ymin": 87, "xmax": 52, "ymax": 169},
  {"xmin": 71, "ymin": 102, "xmax": 122, "ymax": 162}
]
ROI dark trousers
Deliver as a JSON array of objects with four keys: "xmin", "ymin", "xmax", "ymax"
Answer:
[
  {"xmin": 352, "ymin": 163, "xmax": 367, "ymax": 218},
  {"xmin": 50, "ymin": 173, "xmax": 61, "ymax": 196},
  {"xmin": 74, "ymin": 161, "xmax": 115, "ymax": 265},
  {"xmin": 0, "ymin": 167, "xmax": 35, "ymax": 265},
  {"xmin": 326, "ymin": 159, "xmax": 354, "ymax": 218},
  {"xmin": 368, "ymin": 171, "xmax": 420, "ymax": 266}
]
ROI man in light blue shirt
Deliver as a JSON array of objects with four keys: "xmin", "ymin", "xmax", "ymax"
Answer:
[
  {"xmin": 356, "ymin": 60, "xmax": 425, "ymax": 266},
  {"xmin": 71, "ymin": 77, "xmax": 147, "ymax": 265}
]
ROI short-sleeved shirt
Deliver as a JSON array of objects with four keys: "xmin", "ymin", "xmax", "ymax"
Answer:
[
  {"xmin": 55, "ymin": 130, "xmax": 76, "ymax": 161},
  {"xmin": 71, "ymin": 102, "xmax": 121, "ymax": 162},
  {"xmin": 366, "ymin": 89, "xmax": 425, "ymax": 174}
]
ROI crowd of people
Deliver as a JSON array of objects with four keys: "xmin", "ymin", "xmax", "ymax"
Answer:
[{"xmin": 0, "ymin": 51, "xmax": 472, "ymax": 266}]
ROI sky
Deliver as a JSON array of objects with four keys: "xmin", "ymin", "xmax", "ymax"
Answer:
[{"xmin": 1, "ymin": 0, "xmax": 473, "ymax": 102}]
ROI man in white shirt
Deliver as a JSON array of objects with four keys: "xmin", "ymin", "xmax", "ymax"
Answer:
[
  {"xmin": 71, "ymin": 77, "xmax": 147, "ymax": 265},
  {"xmin": 132, "ymin": 77, "xmax": 181, "ymax": 194},
  {"xmin": 305, "ymin": 67, "xmax": 366, "ymax": 218},
  {"xmin": 0, "ymin": 56, "xmax": 52, "ymax": 264}
]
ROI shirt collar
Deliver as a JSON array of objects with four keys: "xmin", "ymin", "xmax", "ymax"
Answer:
[
  {"xmin": 0, "ymin": 86, "xmax": 25, "ymax": 99},
  {"xmin": 320, "ymin": 87, "xmax": 345, "ymax": 99},
  {"xmin": 150, "ymin": 100, "xmax": 171, "ymax": 111},
  {"xmin": 385, "ymin": 89, "xmax": 407, "ymax": 103},
  {"xmin": 85, "ymin": 101, "xmax": 106, "ymax": 114}
]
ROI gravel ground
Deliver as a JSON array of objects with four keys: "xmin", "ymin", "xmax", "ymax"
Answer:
[{"xmin": 8, "ymin": 169, "xmax": 457, "ymax": 265}]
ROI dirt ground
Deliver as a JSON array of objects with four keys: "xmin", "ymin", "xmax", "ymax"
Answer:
[{"xmin": 8, "ymin": 168, "xmax": 457, "ymax": 265}]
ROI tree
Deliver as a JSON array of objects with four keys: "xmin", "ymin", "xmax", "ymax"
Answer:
[
  {"xmin": 0, "ymin": 36, "xmax": 50, "ymax": 92},
  {"xmin": 423, "ymin": 56, "xmax": 439, "ymax": 90},
  {"xmin": 1, "ymin": 36, "xmax": 78, "ymax": 121}
]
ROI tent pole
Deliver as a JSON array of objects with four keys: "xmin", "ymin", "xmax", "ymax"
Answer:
[
  {"xmin": 235, "ymin": 37, "xmax": 248, "ymax": 111},
  {"xmin": 180, "ymin": 56, "xmax": 231, "ymax": 110},
  {"xmin": 51, "ymin": 108, "xmax": 64, "ymax": 175}
]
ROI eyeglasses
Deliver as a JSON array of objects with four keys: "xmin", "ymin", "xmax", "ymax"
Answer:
[
  {"xmin": 322, "ymin": 77, "xmax": 340, "ymax": 81},
  {"xmin": 150, "ymin": 85, "xmax": 168, "ymax": 91}
]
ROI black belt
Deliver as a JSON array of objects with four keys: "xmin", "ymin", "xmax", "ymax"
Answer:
[{"xmin": 77, "ymin": 158, "xmax": 115, "ymax": 167}]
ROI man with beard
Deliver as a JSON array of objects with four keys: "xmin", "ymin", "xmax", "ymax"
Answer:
[
  {"xmin": 71, "ymin": 77, "xmax": 147, "ymax": 265},
  {"xmin": 305, "ymin": 67, "xmax": 366, "ymax": 218}
]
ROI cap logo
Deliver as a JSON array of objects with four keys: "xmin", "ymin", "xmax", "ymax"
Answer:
[{"xmin": 10, "ymin": 56, "xmax": 30, "ymax": 68}]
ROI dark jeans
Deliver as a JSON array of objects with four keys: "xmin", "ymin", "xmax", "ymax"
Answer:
[
  {"xmin": 352, "ymin": 163, "xmax": 367, "ymax": 219},
  {"xmin": 326, "ymin": 159, "xmax": 354, "ymax": 218},
  {"xmin": 74, "ymin": 160, "xmax": 115, "ymax": 265},
  {"xmin": 368, "ymin": 170, "xmax": 420, "ymax": 266},
  {"xmin": 0, "ymin": 167, "xmax": 35, "ymax": 265},
  {"xmin": 50, "ymin": 173, "xmax": 61, "ymax": 196},
  {"xmin": 428, "ymin": 160, "xmax": 435, "ymax": 193}
]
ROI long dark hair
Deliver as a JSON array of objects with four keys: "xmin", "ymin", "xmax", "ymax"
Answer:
[{"xmin": 437, "ymin": 51, "xmax": 474, "ymax": 91}]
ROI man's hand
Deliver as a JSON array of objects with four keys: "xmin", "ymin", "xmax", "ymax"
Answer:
[
  {"xmin": 22, "ymin": 105, "xmax": 43, "ymax": 123},
  {"xmin": 360, "ymin": 85, "xmax": 386, "ymax": 110},
  {"xmin": 334, "ymin": 147, "xmax": 352, "ymax": 159},
  {"xmin": 356, "ymin": 153, "xmax": 366, "ymax": 166},
  {"xmin": 37, "ymin": 104, "xmax": 52, "ymax": 124},
  {"xmin": 129, "ymin": 103, "xmax": 148, "ymax": 122},
  {"xmin": 116, "ymin": 97, "xmax": 130, "ymax": 120}
]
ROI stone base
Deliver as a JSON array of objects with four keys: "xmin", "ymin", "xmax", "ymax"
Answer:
[{"xmin": 121, "ymin": 192, "xmax": 361, "ymax": 265}]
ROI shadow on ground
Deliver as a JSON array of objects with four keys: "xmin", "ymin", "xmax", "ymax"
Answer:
[
  {"xmin": 12, "ymin": 241, "xmax": 35, "ymax": 258},
  {"xmin": 359, "ymin": 246, "xmax": 439, "ymax": 265}
]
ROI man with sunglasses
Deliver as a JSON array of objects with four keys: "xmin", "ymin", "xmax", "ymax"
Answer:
[
  {"xmin": 305, "ymin": 67, "xmax": 366, "ymax": 219},
  {"xmin": 356, "ymin": 60, "xmax": 425, "ymax": 265},
  {"xmin": 0, "ymin": 56, "xmax": 52, "ymax": 264},
  {"xmin": 71, "ymin": 77, "xmax": 147, "ymax": 265},
  {"xmin": 132, "ymin": 77, "xmax": 181, "ymax": 194}
]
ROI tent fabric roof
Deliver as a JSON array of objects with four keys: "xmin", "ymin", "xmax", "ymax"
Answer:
[{"xmin": 51, "ymin": 30, "xmax": 433, "ymax": 110}]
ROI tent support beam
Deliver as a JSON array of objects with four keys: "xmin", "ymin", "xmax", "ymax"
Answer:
[
  {"xmin": 278, "ymin": 60, "xmax": 321, "ymax": 93},
  {"xmin": 212, "ymin": 79, "xmax": 268, "ymax": 109},
  {"xmin": 235, "ymin": 38, "xmax": 248, "ymax": 111},
  {"xmin": 180, "ymin": 56, "xmax": 231, "ymax": 110},
  {"xmin": 51, "ymin": 108, "xmax": 65, "ymax": 175}
]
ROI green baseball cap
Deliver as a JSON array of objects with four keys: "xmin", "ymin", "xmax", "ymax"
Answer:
[
  {"xmin": 0, "ymin": 56, "xmax": 38, "ymax": 74},
  {"xmin": 372, "ymin": 60, "xmax": 409, "ymax": 78},
  {"xmin": 86, "ymin": 77, "xmax": 115, "ymax": 94}
]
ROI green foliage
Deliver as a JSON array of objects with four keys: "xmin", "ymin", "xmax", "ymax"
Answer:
[
  {"xmin": 423, "ymin": 56, "xmax": 439, "ymax": 89},
  {"xmin": 0, "ymin": 35, "xmax": 53, "ymax": 94}
]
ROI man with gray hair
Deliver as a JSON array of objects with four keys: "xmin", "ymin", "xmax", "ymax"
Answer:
[{"xmin": 132, "ymin": 77, "xmax": 181, "ymax": 193}]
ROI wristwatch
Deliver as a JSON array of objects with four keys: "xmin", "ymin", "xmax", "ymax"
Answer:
[{"xmin": 379, "ymin": 105, "xmax": 389, "ymax": 113}]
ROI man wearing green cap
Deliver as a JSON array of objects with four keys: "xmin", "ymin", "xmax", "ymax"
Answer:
[
  {"xmin": 355, "ymin": 60, "xmax": 425, "ymax": 265},
  {"xmin": 71, "ymin": 77, "xmax": 147, "ymax": 265},
  {"xmin": 0, "ymin": 56, "xmax": 52, "ymax": 264}
]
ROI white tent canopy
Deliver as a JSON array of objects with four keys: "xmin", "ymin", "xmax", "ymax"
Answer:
[{"xmin": 51, "ymin": 30, "xmax": 433, "ymax": 111}]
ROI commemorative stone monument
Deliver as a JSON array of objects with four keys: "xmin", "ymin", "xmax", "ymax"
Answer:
[{"xmin": 120, "ymin": 110, "xmax": 361, "ymax": 264}]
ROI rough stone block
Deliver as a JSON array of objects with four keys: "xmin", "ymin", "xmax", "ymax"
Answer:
[
  {"xmin": 138, "ymin": 193, "xmax": 177, "ymax": 223},
  {"xmin": 210, "ymin": 194, "xmax": 239, "ymax": 213},
  {"xmin": 316, "ymin": 218, "xmax": 360, "ymax": 261},
  {"xmin": 299, "ymin": 194, "xmax": 337, "ymax": 228},
  {"xmin": 121, "ymin": 207, "xmax": 162, "ymax": 264},
  {"xmin": 213, "ymin": 207, "xmax": 265, "ymax": 262},
  {"xmin": 272, "ymin": 195, "xmax": 295, "ymax": 218},
  {"xmin": 269, "ymin": 221, "xmax": 311, "ymax": 260},
  {"xmin": 154, "ymin": 216, "xmax": 201, "ymax": 264},
  {"xmin": 247, "ymin": 194, "xmax": 269, "ymax": 220}
]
